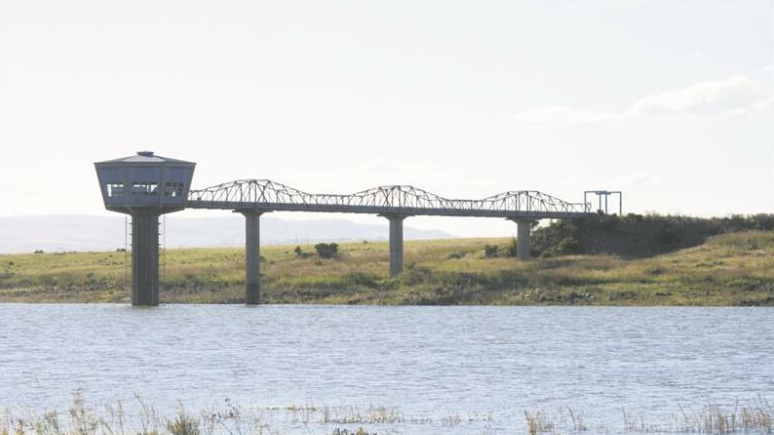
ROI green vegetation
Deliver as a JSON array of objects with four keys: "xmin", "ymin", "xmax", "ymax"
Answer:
[
  {"xmin": 0, "ymin": 215, "xmax": 772, "ymax": 306},
  {"xmin": 314, "ymin": 242, "xmax": 340, "ymax": 259},
  {"xmin": 530, "ymin": 213, "xmax": 774, "ymax": 258}
]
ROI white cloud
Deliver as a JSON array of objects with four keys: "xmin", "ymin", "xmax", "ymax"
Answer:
[
  {"xmin": 728, "ymin": 96, "xmax": 774, "ymax": 116},
  {"xmin": 513, "ymin": 75, "xmax": 772, "ymax": 123},
  {"xmin": 626, "ymin": 75, "xmax": 768, "ymax": 115}
]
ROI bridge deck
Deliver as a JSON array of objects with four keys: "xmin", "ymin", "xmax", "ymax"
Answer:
[
  {"xmin": 185, "ymin": 201, "xmax": 589, "ymax": 219},
  {"xmin": 186, "ymin": 179, "xmax": 593, "ymax": 220}
]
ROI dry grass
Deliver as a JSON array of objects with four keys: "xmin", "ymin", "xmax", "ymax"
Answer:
[
  {"xmin": 0, "ymin": 395, "xmax": 484, "ymax": 435},
  {"xmin": 3, "ymin": 396, "xmax": 772, "ymax": 435},
  {"xmin": 1, "ymin": 231, "xmax": 773, "ymax": 305},
  {"xmin": 622, "ymin": 400, "xmax": 773, "ymax": 434}
]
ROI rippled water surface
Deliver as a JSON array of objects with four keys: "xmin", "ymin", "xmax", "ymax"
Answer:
[{"xmin": 1, "ymin": 304, "xmax": 772, "ymax": 434}]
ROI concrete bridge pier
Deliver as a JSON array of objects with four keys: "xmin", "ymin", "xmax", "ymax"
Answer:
[
  {"xmin": 242, "ymin": 210, "xmax": 263, "ymax": 305},
  {"xmin": 131, "ymin": 212, "xmax": 160, "ymax": 306},
  {"xmin": 508, "ymin": 218, "xmax": 536, "ymax": 260},
  {"xmin": 380, "ymin": 214, "xmax": 408, "ymax": 277}
]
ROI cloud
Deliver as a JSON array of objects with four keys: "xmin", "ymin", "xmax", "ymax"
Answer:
[
  {"xmin": 513, "ymin": 75, "xmax": 772, "ymax": 123},
  {"xmin": 626, "ymin": 75, "xmax": 768, "ymax": 115},
  {"xmin": 728, "ymin": 96, "xmax": 774, "ymax": 116}
]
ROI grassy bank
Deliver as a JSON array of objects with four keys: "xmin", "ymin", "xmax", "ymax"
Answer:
[
  {"xmin": 531, "ymin": 213, "xmax": 774, "ymax": 258},
  {"xmin": 0, "ymin": 230, "xmax": 772, "ymax": 306}
]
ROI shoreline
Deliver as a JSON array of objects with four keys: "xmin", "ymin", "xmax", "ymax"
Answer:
[{"xmin": 1, "ymin": 231, "xmax": 772, "ymax": 306}]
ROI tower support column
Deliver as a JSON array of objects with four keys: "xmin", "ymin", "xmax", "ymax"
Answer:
[
  {"xmin": 242, "ymin": 211, "xmax": 263, "ymax": 305},
  {"xmin": 508, "ymin": 218, "xmax": 536, "ymax": 260},
  {"xmin": 131, "ymin": 212, "xmax": 160, "ymax": 306},
  {"xmin": 380, "ymin": 214, "xmax": 408, "ymax": 277}
]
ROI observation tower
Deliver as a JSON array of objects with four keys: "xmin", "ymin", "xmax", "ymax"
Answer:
[{"xmin": 94, "ymin": 151, "xmax": 196, "ymax": 305}]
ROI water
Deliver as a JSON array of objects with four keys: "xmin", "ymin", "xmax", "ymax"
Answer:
[{"xmin": 1, "ymin": 304, "xmax": 772, "ymax": 434}]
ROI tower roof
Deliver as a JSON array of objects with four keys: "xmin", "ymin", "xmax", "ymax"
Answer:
[{"xmin": 97, "ymin": 151, "xmax": 195, "ymax": 165}]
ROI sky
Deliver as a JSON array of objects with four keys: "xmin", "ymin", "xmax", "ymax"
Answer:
[{"xmin": 1, "ymin": 0, "xmax": 772, "ymax": 238}]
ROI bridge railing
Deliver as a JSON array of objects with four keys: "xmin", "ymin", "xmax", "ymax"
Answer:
[{"xmin": 186, "ymin": 180, "xmax": 589, "ymax": 215}]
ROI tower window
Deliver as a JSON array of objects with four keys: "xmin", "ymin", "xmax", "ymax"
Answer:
[
  {"xmin": 107, "ymin": 183, "xmax": 124, "ymax": 197},
  {"xmin": 132, "ymin": 182, "xmax": 159, "ymax": 196},
  {"xmin": 164, "ymin": 182, "xmax": 185, "ymax": 197}
]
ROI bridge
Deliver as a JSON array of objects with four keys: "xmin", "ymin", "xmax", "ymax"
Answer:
[
  {"xmin": 186, "ymin": 179, "xmax": 588, "ymax": 218},
  {"xmin": 95, "ymin": 152, "xmax": 620, "ymax": 306}
]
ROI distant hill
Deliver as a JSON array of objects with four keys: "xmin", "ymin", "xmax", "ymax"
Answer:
[{"xmin": 0, "ymin": 215, "xmax": 454, "ymax": 254}]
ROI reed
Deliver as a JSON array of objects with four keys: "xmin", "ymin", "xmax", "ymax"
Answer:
[
  {"xmin": 620, "ymin": 401, "xmax": 774, "ymax": 434},
  {"xmin": 524, "ymin": 410, "xmax": 554, "ymax": 435},
  {"xmin": 0, "ymin": 395, "xmax": 491, "ymax": 435},
  {"xmin": 3, "ymin": 397, "xmax": 774, "ymax": 435},
  {"xmin": 670, "ymin": 401, "xmax": 773, "ymax": 434}
]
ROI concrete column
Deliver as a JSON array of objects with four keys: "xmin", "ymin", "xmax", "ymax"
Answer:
[
  {"xmin": 509, "ymin": 218, "xmax": 535, "ymax": 260},
  {"xmin": 243, "ymin": 211, "xmax": 262, "ymax": 305},
  {"xmin": 131, "ymin": 212, "xmax": 160, "ymax": 306},
  {"xmin": 381, "ymin": 214, "xmax": 407, "ymax": 277},
  {"xmin": 619, "ymin": 194, "xmax": 623, "ymax": 216}
]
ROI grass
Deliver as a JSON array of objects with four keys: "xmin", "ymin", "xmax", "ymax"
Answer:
[
  {"xmin": 0, "ymin": 395, "xmax": 480, "ymax": 435},
  {"xmin": 621, "ymin": 401, "xmax": 774, "ymax": 434},
  {"xmin": 0, "ymin": 231, "xmax": 773, "ymax": 305},
  {"xmin": 522, "ymin": 401, "xmax": 773, "ymax": 434},
  {"xmin": 2, "ymin": 396, "xmax": 771, "ymax": 435}
]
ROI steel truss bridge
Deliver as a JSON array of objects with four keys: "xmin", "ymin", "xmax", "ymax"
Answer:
[
  {"xmin": 184, "ymin": 179, "xmax": 607, "ymax": 299},
  {"xmin": 187, "ymin": 179, "xmax": 591, "ymax": 220}
]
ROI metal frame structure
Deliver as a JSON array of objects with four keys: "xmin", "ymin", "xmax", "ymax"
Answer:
[
  {"xmin": 188, "ymin": 179, "xmax": 589, "ymax": 219},
  {"xmin": 584, "ymin": 190, "xmax": 623, "ymax": 215}
]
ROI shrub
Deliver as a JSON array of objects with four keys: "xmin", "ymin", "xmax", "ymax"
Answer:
[
  {"xmin": 294, "ymin": 246, "xmax": 313, "ymax": 259},
  {"xmin": 314, "ymin": 243, "xmax": 339, "ymax": 259},
  {"xmin": 554, "ymin": 236, "xmax": 583, "ymax": 255},
  {"xmin": 166, "ymin": 408, "xmax": 199, "ymax": 435},
  {"xmin": 530, "ymin": 213, "xmax": 774, "ymax": 258},
  {"xmin": 344, "ymin": 272, "xmax": 379, "ymax": 288},
  {"xmin": 483, "ymin": 244, "xmax": 500, "ymax": 258},
  {"xmin": 505, "ymin": 238, "xmax": 519, "ymax": 258}
]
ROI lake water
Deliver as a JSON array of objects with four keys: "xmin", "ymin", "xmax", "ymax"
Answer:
[{"xmin": 1, "ymin": 304, "xmax": 772, "ymax": 435}]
